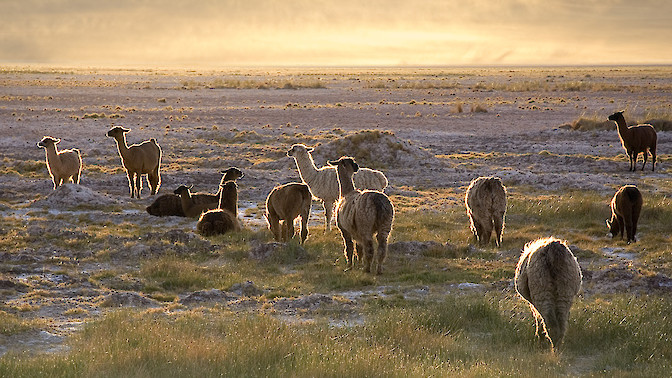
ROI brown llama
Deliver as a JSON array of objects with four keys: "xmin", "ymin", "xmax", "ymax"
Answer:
[
  {"xmin": 608, "ymin": 111, "xmax": 657, "ymax": 172},
  {"xmin": 606, "ymin": 185, "xmax": 643, "ymax": 243}
]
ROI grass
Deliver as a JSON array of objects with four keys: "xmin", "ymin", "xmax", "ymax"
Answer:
[
  {"xmin": 1, "ymin": 294, "xmax": 671, "ymax": 376},
  {"xmin": 1, "ymin": 187, "xmax": 672, "ymax": 374}
]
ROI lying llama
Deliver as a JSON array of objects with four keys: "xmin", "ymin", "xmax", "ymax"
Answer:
[
  {"xmin": 328, "ymin": 157, "xmax": 394, "ymax": 274},
  {"xmin": 146, "ymin": 194, "xmax": 185, "ymax": 217},
  {"xmin": 608, "ymin": 111, "xmax": 657, "ymax": 171},
  {"xmin": 465, "ymin": 176, "xmax": 507, "ymax": 247},
  {"xmin": 146, "ymin": 168, "xmax": 241, "ymax": 217},
  {"xmin": 515, "ymin": 237, "xmax": 582, "ymax": 352},
  {"xmin": 106, "ymin": 126, "xmax": 161, "ymax": 198},
  {"xmin": 173, "ymin": 185, "xmax": 219, "ymax": 218},
  {"xmin": 607, "ymin": 185, "xmax": 643, "ymax": 244},
  {"xmin": 265, "ymin": 183, "xmax": 312, "ymax": 243},
  {"xmin": 287, "ymin": 144, "xmax": 388, "ymax": 230},
  {"xmin": 37, "ymin": 136, "xmax": 82, "ymax": 189},
  {"xmin": 197, "ymin": 181, "xmax": 241, "ymax": 236}
]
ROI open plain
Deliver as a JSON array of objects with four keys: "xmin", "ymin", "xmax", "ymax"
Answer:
[{"xmin": 1, "ymin": 66, "xmax": 672, "ymax": 376}]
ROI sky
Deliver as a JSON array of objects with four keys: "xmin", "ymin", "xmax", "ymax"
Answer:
[{"xmin": 1, "ymin": 0, "xmax": 671, "ymax": 67}]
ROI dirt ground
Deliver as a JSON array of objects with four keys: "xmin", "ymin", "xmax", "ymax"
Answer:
[{"xmin": 1, "ymin": 66, "xmax": 672, "ymax": 356}]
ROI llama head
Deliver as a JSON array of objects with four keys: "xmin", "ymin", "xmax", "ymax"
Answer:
[
  {"xmin": 37, "ymin": 136, "xmax": 60, "ymax": 148},
  {"xmin": 605, "ymin": 217, "xmax": 620, "ymax": 238},
  {"xmin": 287, "ymin": 144, "xmax": 313, "ymax": 157},
  {"xmin": 608, "ymin": 111, "xmax": 625, "ymax": 122},
  {"xmin": 327, "ymin": 156, "xmax": 359, "ymax": 173},
  {"xmin": 220, "ymin": 167, "xmax": 244, "ymax": 182},
  {"xmin": 173, "ymin": 184, "xmax": 193, "ymax": 195},
  {"xmin": 106, "ymin": 126, "xmax": 131, "ymax": 138}
]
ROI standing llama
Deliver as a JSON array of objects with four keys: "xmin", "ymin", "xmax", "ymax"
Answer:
[
  {"xmin": 606, "ymin": 185, "xmax": 643, "ymax": 244},
  {"xmin": 515, "ymin": 237, "xmax": 582, "ymax": 352},
  {"xmin": 328, "ymin": 157, "xmax": 394, "ymax": 275},
  {"xmin": 608, "ymin": 111, "xmax": 657, "ymax": 172},
  {"xmin": 287, "ymin": 144, "xmax": 388, "ymax": 231},
  {"xmin": 265, "ymin": 183, "xmax": 312, "ymax": 243},
  {"xmin": 465, "ymin": 176, "xmax": 507, "ymax": 247},
  {"xmin": 106, "ymin": 127, "xmax": 161, "ymax": 198},
  {"xmin": 37, "ymin": 136, "xmax": 82, "ymax": 189}
]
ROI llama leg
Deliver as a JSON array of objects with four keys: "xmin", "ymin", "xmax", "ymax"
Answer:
[
  {"xmin": 126, "ymin": 172, "xmax": 135, "ymax": 198},
  {"xmin": 323, "ymin": 201, "xmax": 334, "ymax": 231},
  {"xmin": 472, "ymin": 221, "xmax": 484, "ymax": 245},
  {"xmin": 493, "ymin": 213, "xmax": 505, "ymax": 247},
  {"xmin": 362, "ymin": 239, "xmax": 375, "ymax": 273},
  {"xmin": 375, "ymin": 231, "xmax": 389, "ymax": 275},
  {"xmin": 148, "ymin": 170, "xmax": 160, "ymax": 195},
  {"xmin": 135, "ymin": 173, "xmax": 143, "ymax": 199},
  {"xmin": 641, "ymin": 151, "xmax": 648, "ymax": 171},
  {"xmin": 480, "ymin": 220, "xmax": 493, "ymax": 246},
  {"xmin": 288, "ymin": 220, "xmax": 295, "ymax": 241},
  {"xmin": 632, "ymin": 207, "xmax": 641, "ymax": 242},
  {"xmin": 537, "ymin": 304, "xmax": 560, "ymax": 350},
  {"xmin": 623, "ymin": 214, "xmax": 634, "ymax": 243},
  {"xmin": 300, "ymin": 215, "xmax": 309, "ymax": 244},
  {"xmin": 617, "ymin": 215, "xmax": 625, "ymax": 240},
  {"xmin": 340, "ymin": 228, "xmax": 355, "ymax": 270},
  {"xmin": 630, "ymin": 152, "xmax": 636, "ymax": 172},
  {"xmin": 73, "ymin": 171, "xmax": 80, "ymax": 185},
  {"xmin": 651, "ymin": 148, "xmax": 656, "ymax": 171}
]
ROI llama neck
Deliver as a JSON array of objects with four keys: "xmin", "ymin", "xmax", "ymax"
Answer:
[
  {"xmin": 336, "ymin": 165, "xmax": 356, "ymax": 197},
  {"xmin": 113, "ymin": 135, "xmax": 130, "ymax": 158},
  {"xmin": 614, "ymin": 116, "xmax": 630, "ymax": 140},
  {"xmin": 44, "ymin": 144, "xmax": 59, "ymax": 163},
  {"xmin": 294, "ymin": 153, "xmax": 319, "ymax": 183},
  {"xmin": 179, "ymin": 190, "xmax": 194, "ymax": 209}
]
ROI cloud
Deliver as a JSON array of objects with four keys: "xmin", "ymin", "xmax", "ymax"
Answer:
[{"xmin": 0, "ymin": 0, "xmax": 671, "ymax": 66}]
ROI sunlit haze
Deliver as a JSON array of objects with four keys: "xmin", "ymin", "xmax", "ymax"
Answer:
[{"xmin": 2, "ymin": 0, "xmax": 671, "ymax": 67}]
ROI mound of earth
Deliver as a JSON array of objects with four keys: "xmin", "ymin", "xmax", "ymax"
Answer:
[
  {"xmin": 31, "ymin": 184, "xmax": 118, "ymax": 209},
  {"xmin": 313, "ymin": 130, "xmax": 436, "ymax": 169}
]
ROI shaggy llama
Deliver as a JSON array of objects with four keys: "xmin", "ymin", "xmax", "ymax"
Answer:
[
  {"xmin": 329, "ymin": 157, "xmax": 394, "ymax": 274},
  {"xmin": 515, "ymin": 237, "xmax": 582, "ymax": 351},
  {"xmin": 465, "ymin": 176, "xmax": 507, "ymax": 247},
  {"xmin": 287, "ymin": 144, "xmax": 388, "ymax": 230}
]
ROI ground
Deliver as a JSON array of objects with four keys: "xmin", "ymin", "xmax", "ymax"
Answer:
[{"xmin": 1, "ymin": 66, "xmax": 672, "ymax": 368}]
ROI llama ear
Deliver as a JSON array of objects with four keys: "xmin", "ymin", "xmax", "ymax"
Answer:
[
  {"xmin": 121, "ymin": 127, "xmax": 131, "ymax": 132},
  {"xmin": 327, "ymin": 160, "xmax": 338, "ymax": 166},
  {"xmin": 307, "ymin": 147, "xmax": 314, "ymax": 152},
  {"xmin": 605, "ymin": 219, "xmax": 611, "ymax": 228},
  {"xmin": 54, "ymin": 138, "xmax": 61, "ymax": 144},
  {"xmin": 188, "ymin": 184, "xmax": 194, "ymax": 189}
]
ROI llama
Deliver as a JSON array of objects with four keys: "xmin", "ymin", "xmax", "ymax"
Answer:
[
  {"xmin": 328, "ymin": 157, "xmax": 394, "ymax": 274},
  {"xmin": 608, "ymin": 111, "xmax": 657, "ymax": 171},
  {"xmin": 218, "ymin": 180, "xmax": 239, "ymax": 217},
  {"xmin": 106, "ymin": 126, "xmax": 161, "ymax": 198},
  {"xmin": 465, "ymin": 176, "xmax": 507, "ymax": 247},
  {"xmin": 196, "ymin": 181, "xmax": 241, "ymax": 236},
  {"xmin": 220, "ymin": 167, "xmax": 244, "ymax": 185},
  {"xmin": 607, "ymin": 185, "xmax": 643, "ymax": 243},
  {"xmin": 515, "ymin": 237, "xmax": 582, "ymax": 352},
  {"xmin": 265, "ymin": 183, "xmax": 312, "ymax": 243},
  {"xmin": 146, "ymin": 194, "xmax": 185, "ymax": 217},
  {"xmin": 287, "ymin": 144, "xmax": 388, "ymax": 230},
  {"xmin": 173, "ymin": 185, "xmax": 219, "ymax": 218},
  {"xmin": 37, "ymin": 136, "xmax": 82, "ymax": 189}
]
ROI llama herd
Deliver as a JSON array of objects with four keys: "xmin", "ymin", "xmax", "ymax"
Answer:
[{"xmin": 35, "ymin": 110, "xmax": 659, "ymax": 352}]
